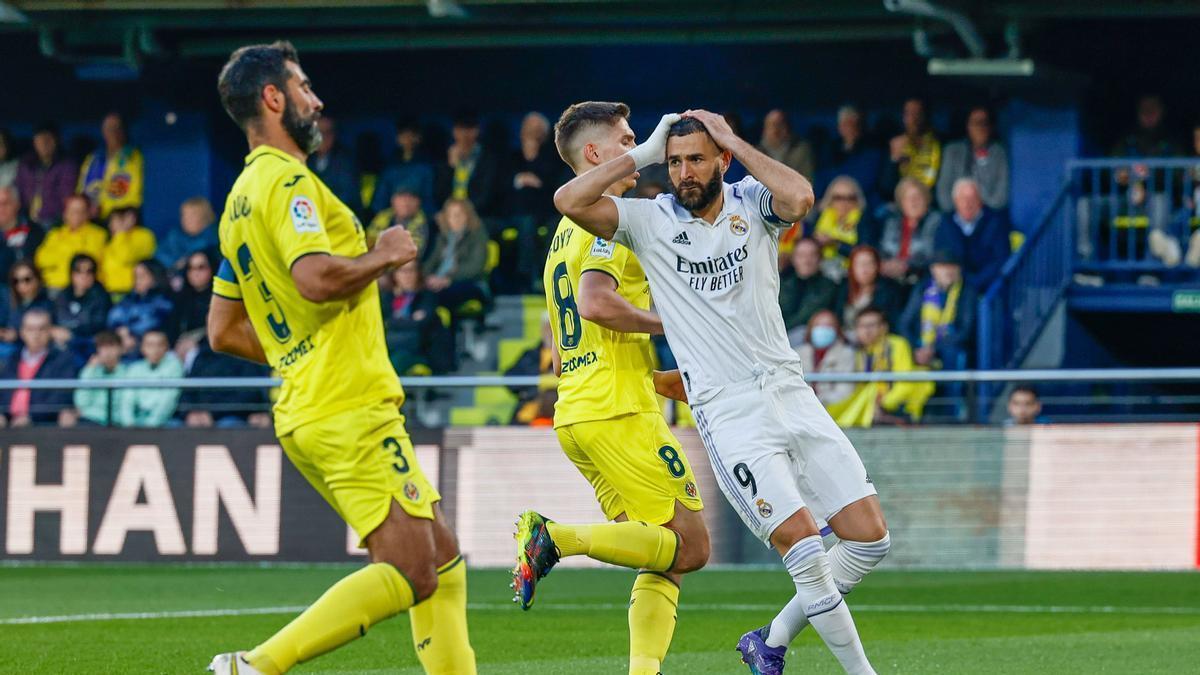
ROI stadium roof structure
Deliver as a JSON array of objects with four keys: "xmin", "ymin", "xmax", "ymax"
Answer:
[{"xmin": 2, "ymin": 0, "xmax": 1199, "ymax": 81}]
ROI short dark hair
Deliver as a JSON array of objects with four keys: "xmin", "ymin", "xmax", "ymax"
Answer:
[
  {"xmin": 217, "ymin": 41, "xmax": 301, "ymax": 130},
  {"xmin": 1010, "ymin": 385, "xmax": 1039, "ymax": 400},
  {"xmin": 70, "ymin": 253, "xmax": 98, "ymax": 272},
  {"xmin": 553, "ymin": 101, "xmax": 630, "ymax": 168},
  {"xmin": 855, "ymin": 306, "xmax": 887, "ymax": 326},
  {"xmin": 668, "ymin": 116, "xmax": 709, "ymax": 139},
  {"xmin": 94, "ymin": 330, "xmax": 121, "ymax": 349}
]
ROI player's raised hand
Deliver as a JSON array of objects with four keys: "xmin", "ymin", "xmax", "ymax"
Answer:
[
  {"xmin": 627, "ymin": 113, "xmax": 682, "ymax": 169},
  {"xmin": 375, "ymin": 225, "xmax": 418, "ymax": 267},
  {"xmin": 682, "ymin": 109, "xmax": 739, "ymax": 150}
]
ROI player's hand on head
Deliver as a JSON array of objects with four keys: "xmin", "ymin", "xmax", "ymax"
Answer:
[
  {"xmin": 375, "ymin": 225, "xmax": 418, "ymax": 267},
  {"xmin": 683, "ymin": 109, "xmax": 737, "ymax": 149},
  {"xmin": 628, "ymin": 112, "xmax": 682, "ymax": 169}
]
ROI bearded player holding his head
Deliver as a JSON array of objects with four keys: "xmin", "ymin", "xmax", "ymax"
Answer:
[
  {"xmin": 554, "ymin": 109, "xmax": 891, "ymax": 675},
  {"xmin": 205, "ymin": 41, "xmax": 475, "ymax": 675},
  {"xmin": 512, "ymin": 101, "xmax": 710, "ymax": 675}
]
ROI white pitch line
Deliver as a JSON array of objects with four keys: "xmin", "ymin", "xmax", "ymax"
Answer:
[{"xmin": 4, "ymin": 602, "xmax": 1200, "ymax": 626}]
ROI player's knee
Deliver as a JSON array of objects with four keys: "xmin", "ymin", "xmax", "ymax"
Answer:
[
  {"xmin": 673, "ymin": 538, "xmax": 710, "ymax": 573},
  {"xmin": 406, "ymin": 564, "xmax": 440, "ymax": 602}
]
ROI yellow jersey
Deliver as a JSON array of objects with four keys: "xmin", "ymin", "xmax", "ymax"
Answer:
[
  {"xmin": 543, "ymin": 216, "xmax": 660, "ymax": 428},
  {"xmin": 213, "ymin": 144, "xmax": 403, "ymax": 436}
]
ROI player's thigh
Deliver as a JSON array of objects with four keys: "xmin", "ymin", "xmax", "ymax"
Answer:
[
  {"xmin": 571, "ymin": 412, "xmax": 703, "ymax": 526},
  {"xmin": 693, "ymin": 393, "xmax": 807, "ymax": 547},
  {"xmin": 557, "ymin": 424, "xmax": 626, "ymax": 522},
  {"xmin": 827, "ymin": 494, "xmax": 887, "ymax": 542},
  {"xmin": 778, "ymin": 378, "xmax": 878, "ymax": 526},
  {"xmin": 289, "ymin": 402, "xmax": 441, "ymax": 549}
]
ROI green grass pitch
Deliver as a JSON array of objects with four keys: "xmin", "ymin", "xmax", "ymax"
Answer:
[{"xmin": 2, "ymin": 564, "xmax": 1198, "ymax": 673}]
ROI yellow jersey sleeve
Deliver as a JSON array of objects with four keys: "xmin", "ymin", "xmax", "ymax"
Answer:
[
  {"xmin": 270, "ymin": 176, "xmax": 335, "ymax": 269},
  {"xmin": 579, "ymin": 235, "xmax": 629, "ymax": 284},
  {"xmin": 213, "ymin": 257, "xmax": 242, "ymax": 300}
]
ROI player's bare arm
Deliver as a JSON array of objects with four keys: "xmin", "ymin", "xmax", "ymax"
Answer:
[
  {"xmin": 555, "ymin": 113, "xmax": 681, "ymax": 240},
  {"xmin": 652, "ymin": 369, "xmax": 688, "ymax": 403},
  {"xmin": 208, "ymin": 295, "xmax": 268, "ymax": 365},
  {"xmin": 291, "ymin": 225, "xmax": 417, "ymax": 303},
  {"xmin": 684, "ymin": 109, "xmax": 815, "ymax": 222},
  {"xmin": 577, "ymin": 270, "xmax": 664, "ymax": 335}
]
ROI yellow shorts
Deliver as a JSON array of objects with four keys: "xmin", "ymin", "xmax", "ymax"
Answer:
[
  {"xmin": 557, "ymin": 411, "xmax": 703, "ymax": 526},
  {"xmin": 279, "ymin": 400, "xmax": 440, "ymax": 546}
]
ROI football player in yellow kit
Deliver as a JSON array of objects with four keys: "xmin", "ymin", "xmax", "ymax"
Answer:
[
  {"xmin": 513, "ymin": 102, "xmax": 709, "ymax": 675},
  {"xmin": 205, "ymin": 41, "xmax": 474, "ymax": 675}
]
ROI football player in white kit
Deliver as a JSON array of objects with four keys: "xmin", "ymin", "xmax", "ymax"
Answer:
[{"xmin": 554, "ymin": 110, "xmax": 890, "ymax": 675}]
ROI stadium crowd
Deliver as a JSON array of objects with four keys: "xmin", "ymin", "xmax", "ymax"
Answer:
[{"xmin": 3, "ymin": 95, "xmax": 1192, "ymax": 428}]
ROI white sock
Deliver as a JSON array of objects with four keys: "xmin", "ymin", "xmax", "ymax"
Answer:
[
  {"xmin": 765, "ymin": 532, "xmax": 891, "ymax": 648},
  {"xmin": 768, "ymin": 536, "xmax": 875, "ymax": 675}
]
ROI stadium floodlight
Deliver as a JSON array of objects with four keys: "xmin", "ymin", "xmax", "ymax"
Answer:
[
  {"xmin": 927, "ymin": 58, "xmax": 1035, "ymax": 77},
  {"xmin": 0, "ymin": 1, "xmax": 28, "ymax": 23}
]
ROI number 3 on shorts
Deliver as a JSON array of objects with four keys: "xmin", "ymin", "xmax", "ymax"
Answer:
[
  {"xmin": 384, "ymin": 437, "xmax": 409, "ymax": 473},
  {"xmin": 657, "ymin": 446, "xmax": 686, "ymax": 478}
]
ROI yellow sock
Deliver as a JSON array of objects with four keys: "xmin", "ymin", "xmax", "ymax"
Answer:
[
  {"xmin": 628, "ymin": 572, "xmax": 680, "ymax": 675},
  {"xmin": 245, "ymin": 562, "xmax": 414, "ymax": 674},
  {"xmin": 547, "ymin": 521, "xmax": 678, "ymax": 572},
  {"xmin": 409, "ymin": 555, "xmax": 477, "ymax": 674}
]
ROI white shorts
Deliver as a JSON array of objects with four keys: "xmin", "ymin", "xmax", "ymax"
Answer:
[{"xmin": 691, "ymin": 363, "xmax": 877, "ymax": 547}]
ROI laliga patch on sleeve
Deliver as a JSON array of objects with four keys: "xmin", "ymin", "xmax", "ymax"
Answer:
[
  {"xmin": 590, "ymin": 236, "xmax": 614, "ymax": 259},
  {"xmin": 290, "ymin": 196, "xmax": 321, "ymax": 233}
]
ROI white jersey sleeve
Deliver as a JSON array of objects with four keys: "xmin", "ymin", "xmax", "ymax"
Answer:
[
  {"xmin": 732, "ymin": 177, "xmax": 791, "ymax": 233},
  {"xmin": 606, "ymin": 194, "xmax": 659, "ymax": 250}
]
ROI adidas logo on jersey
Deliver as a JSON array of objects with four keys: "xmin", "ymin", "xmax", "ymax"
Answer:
[{"xmin": 672, "ymin": 231, "xmax": 691, "ymax": 245}]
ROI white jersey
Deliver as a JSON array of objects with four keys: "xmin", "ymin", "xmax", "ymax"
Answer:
[{"xmin": 608, "ymin": 176, "xmax": 800, "ymax": 404}]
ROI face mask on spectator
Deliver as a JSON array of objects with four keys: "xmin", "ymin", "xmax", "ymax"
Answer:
[{"xmin": 810, "ymin": 325, "xmax": 837, "ymax": 349}]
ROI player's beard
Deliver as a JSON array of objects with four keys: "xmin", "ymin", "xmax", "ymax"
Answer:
[
  {"xmin": 671, "ymin": 169, "xmax": 722, "ymax": 212},
  {"xmin": 283, "ymin": 95, "xmax": 322, "ymax": 155}
]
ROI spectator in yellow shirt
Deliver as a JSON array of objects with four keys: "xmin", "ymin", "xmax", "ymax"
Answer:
[
  {"xmin": 100, "ymin": 206, "xmax": 156, "ymax": 296},
  {"xmin": 888, "ymin": 98, "xmax": 941, "ymax": 189},
  {"xmin": 78, "ymin": 112, "xmax": 144, "ymax": 220},
  {"xmin": 35, "ymin": 194, "xmax": 107, "ymax": 291},
  {"xmin": 829, "ymin": 306, "xmax": 934, "ymax": 427}
]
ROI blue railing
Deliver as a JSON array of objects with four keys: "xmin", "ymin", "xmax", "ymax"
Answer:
[{"xmin": 978, "ymin": 182, "xmax": 1073, "ymax": 372}]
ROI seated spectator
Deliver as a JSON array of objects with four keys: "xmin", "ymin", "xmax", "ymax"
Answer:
[
  {"xmin": 829, "ymin": 307, "xmax": 934, "ymax": 427},
  {"xmin": 69, "ymin": 330, "xmax": 125, "ymax": 426},
  {"xmin": 935, "ymin": 178, "xmax": 1012, "ymax": 293},
  {"xmin": 178, "ymin": 336, "xmax": 272, "ymax": 428},
  {"xmin": 936, "ymin": 106, "xmax": 1009, "ymax": 212},
  {"xmin": 0, "ymin": 128, "xmax": 17, "ymax": 188},
  {"xmin": 310, "ymin": 116, "xmax": 360, "ymax": 210},
  {"xmin": 818, "ymin": 104, "xmax": 884, "ymax": 203},
  {"xmin": 15, "ymin": 123, "xmax": 78, "ymax": 226},
  {"xmin": 99, "ymin": 206, "xmax": 156, "ymax": 296},
  {"xmin": 0, "ymin": 309, "xmax": 77, "ymax": 428},
  {"xmin": 372, "ymin": 116, "xmax": 435, "ymax": 215},
  {"xmin": 382, "ymin": 261, "xmax": 453, "ymax": 375},
  {"xmin": 833, "ymin": 245, "xmax": 904, "ymax": 334},
  {"xmin": 1005, "ymin": 385, "xmax": 1047, "ymax": 426},
  {"xmin": 899, "ymin": 251, "xmax": 977, "ymax": 371},
  {"xmin": 423, "ymin": 198, "xmax": 489, "ymax": 309},
  {"xmin": 367, "ymin": 186, "xmax": 430, "ymax": 258},
  {"xmin": 435, "ymin": 110, "xmax": 503, "ymax": 218},
  {"xmin": 796, "ymin": 309, "xmax": 856, "ymax": 409},
  {"xmin": 34, "ymin": 194, "xmax": 107, "ymax": 291},
  {"xmin": 885, "ymin": 97, "xmax": 941, "ymax": 192},
  {"xmin": 52, "ymin": 254, "xmax": 112, "ymax": 350},
  {"xmin": 507, "ymin": 111, "xmax": 566, "ymax": 292},
  {"xmin": 506, "ymin": 317, "xmax": 557, "ymax": 426},
  {"xmin": 779, "ymin": 237, "xmax": 837, "ymax": 343},
  {"xmin": 0, "ymin": 185, "xmax": 45, "ymax": 280},
  {"xmin": 2, "ymin": 261, "xmax": 54, "ymax": 344},
  {"xmin": 809, "ymin": 175, "xmax": 874, "ymax": 281},
  {"xmin": 115, "ymin": 329, "xmax": 183, "ymax": 427},
  {"xmin": 758, "ymin": 109, "xmax": 816, "ymax": 179},
  {"xmin": 168, "ymin": 250, "xmax": 214, "ymax": 339},
  {"xmin": 78, "ymin": 112, "xmax": 144, "ymax": 220},
  {"xmin": 156, "ymin": 196, "xmax": 219, "ymax": 272},
  {"xmin": 107, "ymin": 259, "xmax": 174, "ymax": 352},
  {"xmin": 878, "ymin": 177, "xmax": 942, "ymax": 283}
]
